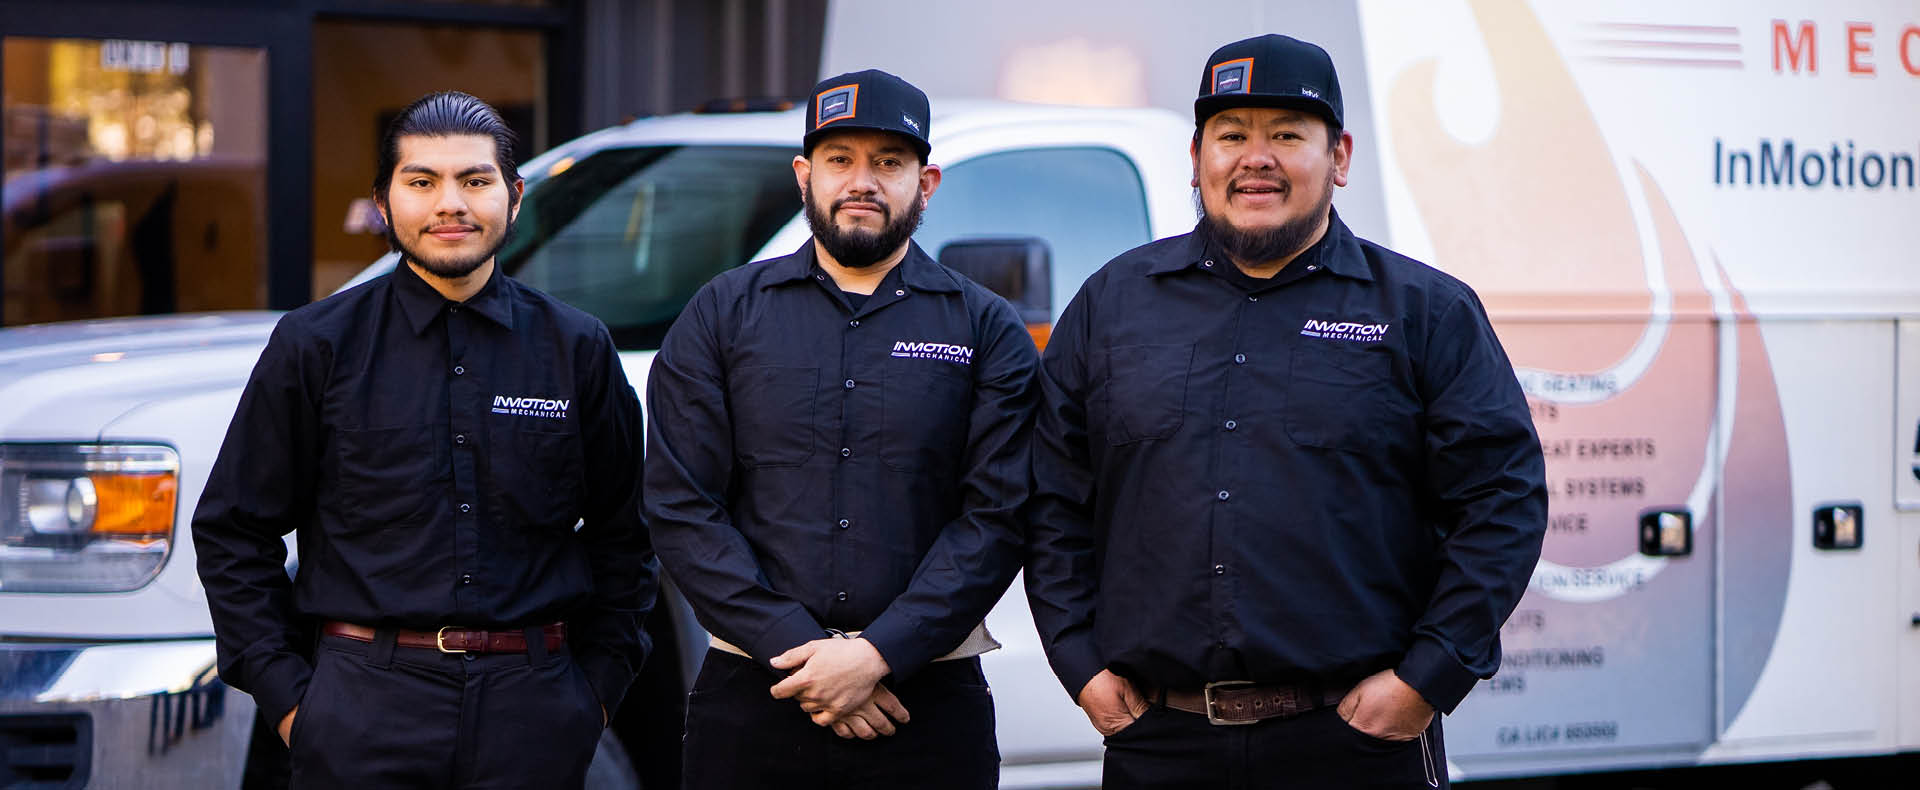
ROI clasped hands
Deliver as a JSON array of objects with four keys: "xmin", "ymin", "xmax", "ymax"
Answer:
[{"xmin": 769, "ymin": 636, "xmax": 910, "ymax": 740}]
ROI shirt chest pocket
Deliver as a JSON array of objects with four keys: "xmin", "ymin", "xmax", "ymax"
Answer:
[
  {"xmin": 488, "ymin": 428, "xmax": 584, "ymax": 531},
  {"xmin": 880, "ymin": 365, "xmax": 971, "ymax": 472},
  {"xmin": 730, "ymin": 365, "xmax": 818, "ymax": 468},
  {"xmin": 1284, "ymin": 346, "xmax": 1392, "ymax": 450},
  {"xmin": 1103, "ymin": 343, "xmax": 1193, "ymax": 444},
  {"xmin": 333, "ymin": 425, "xmax": 449, "ymax": 528}
]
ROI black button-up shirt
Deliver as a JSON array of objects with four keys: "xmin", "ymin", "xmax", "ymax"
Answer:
[
  {"xmin": 1024, "ymin": 210, "xmax": 1546, "ymax": 713},
  {"xmin": 193, "ymin": 263, "xmax": 656, "ymax": 725},
  {"xmin": 644, "ymin": 242, "xmax": 1035, "ymax": 680}
]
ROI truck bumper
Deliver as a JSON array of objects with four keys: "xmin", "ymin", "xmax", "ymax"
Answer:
[{"xmin": 0, "ymin": 638, "xmax": 252, "ymax": 789}]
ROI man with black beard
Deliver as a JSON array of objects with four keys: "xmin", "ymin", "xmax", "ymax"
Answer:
[
  {"xmin": 194, "ymin": 91, "xmax": 655, "ymax": 788},
  {"xmin": 645, "ymin": 70, "xmax": 1034, "ymax": 790},
  {"xmin": 1024, "ymin": 35, "xmax": 1547, "ymax": 788}
]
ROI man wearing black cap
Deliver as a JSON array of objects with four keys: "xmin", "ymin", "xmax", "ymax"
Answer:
[
  {"xmin": 645, "ymin": 69, "xmax": 1035, "ymax": 789},
  {"xmin": 1024, "ymin": 34, "xmax": 1547, "ymax": 788}
]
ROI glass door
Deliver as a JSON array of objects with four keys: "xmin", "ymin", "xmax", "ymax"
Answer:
[{"xmin": 3, "ymin": 36, "xmax": 267, "ymax": 326}]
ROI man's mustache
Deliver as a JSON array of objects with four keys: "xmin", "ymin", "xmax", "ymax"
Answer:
[{"xmin": 832, "ymin": 197, "xmax": 889, "ymax": 220}]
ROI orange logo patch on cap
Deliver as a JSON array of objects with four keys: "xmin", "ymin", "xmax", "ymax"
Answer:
[
  {"xmin": 816, "ymin": 84, "xmax": 859, "ymax": 127},
  {"xmin": 1211, "ymin": 58, "xmax": 1253, "ymax": 95}
]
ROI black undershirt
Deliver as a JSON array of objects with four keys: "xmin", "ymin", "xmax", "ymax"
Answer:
[{"xmin": 1206, "ymin": 259, "xmax": 1274, "ymax": 292}]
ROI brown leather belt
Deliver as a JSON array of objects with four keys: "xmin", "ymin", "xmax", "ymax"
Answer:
[
  {"xmin": 322, "ymin": 621, "xmax": 566, "ymax": 654},
  {"xmin": 1146, "ymin": 680, "xmax": 1349, "ymax": 726}
]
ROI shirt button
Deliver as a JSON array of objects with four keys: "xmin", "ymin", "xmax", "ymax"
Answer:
[
  {"xmin": 844, "ymin": 379, "xmax": 856, "ymax": 390},
  {"xmin": 1307, "ymin": 265, "xmax": 1319, "ymax": 271},
  {"xmin": 1224, "ymin": 420, "xmax": 1237, "ymax": 431},
  {"xmin": 1214, "ymin": 564, "xmax": 1226, "ymax": 575},
  {"xmin": 894, "ymin": 289, "xmax": 906, "ymax": 296},
  {"xmin": 1217, "ymin": 490, "xmax": 1231, "ymax": 501},
  {"xmin": 816, "ymin": 274, "xmax": 826, "ymax": 281},
  {"xmin": 459, "ymin": 503, "xmax": 472, "ymax": 513},
  {"xmin": 838, "ymin": 519, "xmax": 851, "ymax": 529},
  {"xmin": 836, "ymin": 591, "xmax": 849, "ymax": 602},
  {"xmin": 849, "ymin": 319, "xmax": 860, "ymax": 327},
  {"xmin": 460, "ymin": 573, "xmax": 473, "ymax": 585},
  {"xmin": 840, "ymin": 447, "xmax": 852, "ymax": 458},
  {"xmin": 1248, "ymin": 295, "xmax": 1259, "ymax": 302},
  {"xmin": 1233, "ymin": 353, "xmax": 1247, "ymax": 364},
  {"xmin": 449, "ymin": 304, "xmax": 461, "ymax": 313},
  {"xmin": 454, "ymin": 434, "xmax": 467, "ymax": 445},
  {"xmin": 1202, "ymin": 259, "xmax": 1214, "ymax": 267},
  {"xmin": 453, "ymin": 365, "xmax": 466, "ymax": 375}
]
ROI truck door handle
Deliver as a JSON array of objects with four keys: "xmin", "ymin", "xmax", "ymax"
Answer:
[{"xmin": 1912, "ymin": 420, "xmax": 1919, "ymax": 482}]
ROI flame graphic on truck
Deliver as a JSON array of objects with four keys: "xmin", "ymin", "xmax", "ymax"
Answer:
[{"xmin": 1385, "ymin": 0, "xmax": 1793, "ymax": 727}]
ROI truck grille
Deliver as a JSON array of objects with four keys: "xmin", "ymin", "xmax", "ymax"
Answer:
[{"xmin": 0, "ymin": 713, "xmax": 89, "ymax": 789}]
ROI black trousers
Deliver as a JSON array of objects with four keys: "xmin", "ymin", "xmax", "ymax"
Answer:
[
  {"xmin": 1102, "ymin": 703, "xmax": 1447, "ymax": 790},
  {"xmin": 287, "ymin": 630, "xmax": 604, "ymax": 789},
  {"xmin": 681, "ymin": 648, "xmax": 999, "ymax": 790}
]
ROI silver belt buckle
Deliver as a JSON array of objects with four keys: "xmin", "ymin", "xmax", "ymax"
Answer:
[{"xmin": 1204, "ymin": 680, "xmax": 1258, "ymax": 726}]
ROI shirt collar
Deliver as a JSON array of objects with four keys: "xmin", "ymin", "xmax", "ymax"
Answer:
[
  {"xmin": 758, "ymin": 240, "xmax": 962, "ymax": 294},
  {"xmin": 1150, "ymin": 207, "xmax": 1373, "ymax": 283},
  {"xmin": 391, "ymin": 259, "xmax": 515, "ymax": 335},
  {"xmin": 894, "ymin": 241, "xmax": 963, "ymax": 293},
  {"xmin": 757, "ymin": 242, "xmax": 822, "ymax": 287}
]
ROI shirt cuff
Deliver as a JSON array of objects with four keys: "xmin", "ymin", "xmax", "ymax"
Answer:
[
  {"xmin": 858, "ymin": 614, "xmax": 939, "ymax": 683},
  {"xmin": 745, "ymin": 605, "xmax": 828, "ymax": 673},
  {"xmin": 1043, "ymin": 633, "xmax": 1105, "ymax": 705},
  {"xmin": 244, "ymin": 651, "xmax": 314, "ymax": 726},
  {"xmin": 1395, "ymin": 636, "xmax": 1481, "ymax": 714},
  {"xmin": 572, "ymin": 649, "xmax": 636, "ymax": 717}
]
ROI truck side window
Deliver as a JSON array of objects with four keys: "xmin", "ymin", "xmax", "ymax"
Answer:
[
  {"xmin": 914, "ymin": 147, "xmax": 1152, "ymax": 320},
  {"xmin": 501, "ymin": 145, "xmax": 799, "ymax": 351}
]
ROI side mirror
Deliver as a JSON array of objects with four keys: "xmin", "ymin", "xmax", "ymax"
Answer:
[{"xmin": 937, "ymin": 236, "xmax": 1052, "ymax": 348}]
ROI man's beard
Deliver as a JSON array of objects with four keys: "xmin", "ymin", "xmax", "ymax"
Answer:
[
  {"xmin": 1195, "ymin": 170, "xmax": 1333, "ymax": 266},
  {"xmin": 388, "ymin": 216, "xmax": 515, "ymax": 279},
  {"xmin": 803, "ymin": 185, "xmax": 923, "ymax": 269}
]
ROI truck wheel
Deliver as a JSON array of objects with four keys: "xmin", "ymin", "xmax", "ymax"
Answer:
[{"xmin": 585, "ymin": 728, "xmax": 643, "ymax": 790}]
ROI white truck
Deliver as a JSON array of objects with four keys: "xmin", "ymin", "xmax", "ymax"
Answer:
[
  {"xmin": 3, "ymin": 1, "xmax": 1918, "ymax": 787},
  {"xmin": 0, "ymin": 100, "xmax": 1197, "ymax": 789}
]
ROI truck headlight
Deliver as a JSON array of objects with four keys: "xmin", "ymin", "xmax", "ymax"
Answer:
[{"xmin": 1, "ymin": 444, "xmax": 178, "ymax": 593}]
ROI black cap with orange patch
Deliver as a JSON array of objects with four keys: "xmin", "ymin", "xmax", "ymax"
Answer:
[
  {"xmin": 804, "ymin": 69, "xmax": 931, "ymax": 161},
  {"xmin": 1194, "ymin": 34, "xmax": 1343, "ymax": 130}
]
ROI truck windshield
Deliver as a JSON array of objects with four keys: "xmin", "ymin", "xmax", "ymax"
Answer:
[{"xmin": 498, "ymin": 144, "xmax": 799, "ymax": 350}]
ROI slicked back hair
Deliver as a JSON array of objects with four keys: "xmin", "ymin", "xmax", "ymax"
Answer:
[{"xmin": 373, "ymin": 91, "xmax": 522, "ymax": 209}]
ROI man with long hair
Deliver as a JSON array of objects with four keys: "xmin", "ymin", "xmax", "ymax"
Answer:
[{"xmin": 194, "ymin": 91, "xmax": 654, "ymax": 788}]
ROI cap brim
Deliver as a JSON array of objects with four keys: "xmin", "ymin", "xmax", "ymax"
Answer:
[
  {"xmin": 1194, "ymin": 94, "xmax": 1340, "ymax": 129},
  {"xmin": 803, "ymin": 125, "xmax": 932, "ymax": 160}
]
